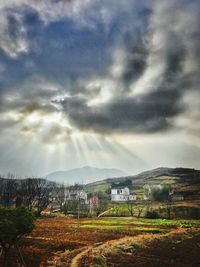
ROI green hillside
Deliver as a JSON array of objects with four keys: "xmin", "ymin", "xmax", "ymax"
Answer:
[{"xmin": 85, "ymin": 167, "xmax": 200, "ymax": 202}]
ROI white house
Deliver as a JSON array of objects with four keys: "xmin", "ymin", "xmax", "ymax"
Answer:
[{"xmin": 111, "ymin": 186, "xmax": 136, "ymax": 202}]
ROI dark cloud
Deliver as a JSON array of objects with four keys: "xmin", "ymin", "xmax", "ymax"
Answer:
[
  {"xmin": 122, "ymin": 32, "xmax": 149, "ymax": 84},
  {"xmin": 60, "ymin": 87, "xmax": 182, "ymax": 134},
  {"xmin": 0, "ymin": 0, "xmax": 199, "ymax": 138},
  {"xmin": 56, "ymin": 0, "xmax": 200, "ymax": 135}
]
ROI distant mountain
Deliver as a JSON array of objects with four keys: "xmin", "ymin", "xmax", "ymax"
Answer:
[{"xmin": 46, "ymin": 166, "xmax": 127, "ymax": 184}]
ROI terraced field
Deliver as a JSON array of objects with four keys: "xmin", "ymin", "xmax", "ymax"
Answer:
[{"xmin": 1, "ymin": 216, "xmax": 199, "ymax": 266}]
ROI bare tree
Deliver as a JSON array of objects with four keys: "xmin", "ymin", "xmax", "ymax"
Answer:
[
  {"xmin": 53, "ymin": 183, "xmax": 65, "ymax": 211},
  {"xmin": 20, "ymin": 178, "xmax": 55, "ymax": 216},
  {"xmin": 126, "ymin": 200, "xmax": 135, "ymax": 216},
  {"xmin": 34, "ymin": 178, "xmax": 55, "ymax": 216},
  {"xmin": 0, "ymin": 174, "xmax": 17, "ymax": 207}
]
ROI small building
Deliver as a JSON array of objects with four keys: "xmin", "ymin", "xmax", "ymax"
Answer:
[
  {"xmin": 64, "ymin": 187, "xmax": 88, "ymax": 203},
  {"xmin": 111, "ymin": 186, "xmax": 136, "ymax": 202}
]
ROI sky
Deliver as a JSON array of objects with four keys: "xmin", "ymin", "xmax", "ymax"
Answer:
[{"xmin": 0, "ymin": 0, "xmax": 200, "ymax": 177}]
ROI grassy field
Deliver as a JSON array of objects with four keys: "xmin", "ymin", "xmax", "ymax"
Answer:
[
  {"xmin": 81, "ymin": 217, "xmax": 200, "ymax": 229},
  {"xmin": 1, "ymin": 215, "xmax": 199, "ymax": 266}
]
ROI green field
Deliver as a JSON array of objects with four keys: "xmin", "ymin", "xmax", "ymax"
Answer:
[{"xmin": 81, "ymin": 217, "xmax": 200, "ymax": 231}]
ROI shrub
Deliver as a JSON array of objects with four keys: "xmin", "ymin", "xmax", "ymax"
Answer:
[
  {"xmin": 0, "ymin": 206, "xmax": 35, "ymax": 250},
  {"xmin": 151, "ymin": 186, "xmax": 171, "ymax": 202},
  {"xmin": 188, "ymin": 207, "xmax": 200, "ymax": 219},
  {"xmin": 145, "ymin": 209, "xmax": 160, "ymax": 219}
]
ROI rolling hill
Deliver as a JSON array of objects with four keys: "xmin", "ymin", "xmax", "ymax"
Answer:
[
  {"xmin": 85, "ymin": 167, "xmax": 200, "ymax": 202},
  {"xmin": 46, "ymin": 166, "xmax": 127, "ymax": 184}
]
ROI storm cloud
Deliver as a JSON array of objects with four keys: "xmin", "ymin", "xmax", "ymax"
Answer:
[
  {"xmin": 0, "ymin": 0, "xmax": 199, "ymax": 136},
  {"xmin": 47, "ymin": 0, "xmax": 200, "ymax": 135},
  {"xmin": 0, "ymin": 0, "xmax": 200, "ymax": 175}
]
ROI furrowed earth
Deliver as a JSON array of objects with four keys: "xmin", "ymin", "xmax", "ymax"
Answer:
[{"xmin": 1, "ymin": 216, "xmax": 200, "ymax": 267}]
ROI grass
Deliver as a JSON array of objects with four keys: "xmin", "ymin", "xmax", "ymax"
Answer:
[
  {"xmin": 81, "ymin": 217, "xmax": 200, "ymax": 231},
  {"xmin": 85, "ymin": 181, "xmax": 110, "ymax": 193},
  {"xmin": 133, "ymin": 227, "xmax": 163, "ymax": 233},
  {"xmin": 84, "ymin": 218, "xmax": 133, "ymax": 225},
  {"xmin": 139, "ymin": 218, "xmax": 200, "ymax": 228},
  {"xmin": 81, "ymin": 224, "xmax": 128, "ymax": 230},
  {"xmin": 82, "ymin": 224, "xmax": 164, "ymax": 233}
]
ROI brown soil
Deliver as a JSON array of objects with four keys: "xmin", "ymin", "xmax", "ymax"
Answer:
[
  {"xmin": 0, "ymin": 217, "xmax": 199, "ymax": 267},
  {"xmin": 80, "ymin": 229, "xmax": 200, "ymax": 267},
  {"xmin": 0, "ymin": 217, "xmax": 142, "ymax": 267}
]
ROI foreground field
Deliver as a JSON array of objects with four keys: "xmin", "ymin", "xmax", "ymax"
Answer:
[{"xmin": 1, "ymin": 216, "xmax": 200, "ymax": 266}]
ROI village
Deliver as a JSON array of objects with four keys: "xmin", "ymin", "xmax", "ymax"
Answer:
[
  {"xmin": 45, "ymin": 180, "xmax": 185, "ymax": 218},
  {"xmin": 0, "ymin": 169, "xmax": 192, "ymax": 221}
]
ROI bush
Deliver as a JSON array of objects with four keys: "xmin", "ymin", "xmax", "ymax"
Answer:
[
  {"xmin": 151, "ymin": 186, "xmax": 171, "ymax": 202},
  {"xmin": 188, "ymin": 208, "xmax": 200, "ymax": 219},
  {"xmin": 145, "ymin": 209, "xmax": 160, "ymax": 219},
  {"xmin": 0, "ymin": 206, "xmax": 35, "ymax": 250}
]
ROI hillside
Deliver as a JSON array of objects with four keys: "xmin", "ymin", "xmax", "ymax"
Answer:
[
  {"xmin": 85, "ymin": 167, "xmax": 200, "ymax": 202},
  {"xmin": 47, "ymin": 166, "xmax": 127, "ymax": 184}
]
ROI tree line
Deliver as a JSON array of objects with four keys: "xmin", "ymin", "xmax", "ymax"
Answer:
[
  {"xmin": 0, "ymin": 175, "xmax": 57, "ymax": 216},
  {"xmin": 0, "ymin": 175, "xmax": 110, "ymax": 218}
]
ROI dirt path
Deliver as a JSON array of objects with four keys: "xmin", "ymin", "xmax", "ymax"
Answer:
[
  {"xmin": 70, "ymin": 246, "xmax": 92, "ymax": 267},
  {"xmin": 68, "ymin": 234, "xmax": 158, "ymax": 267}
]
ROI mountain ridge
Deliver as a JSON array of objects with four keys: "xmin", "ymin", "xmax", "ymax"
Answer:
[
  {"xmin": 46, "ymin": 166, "xmax": 127, "ymax": 184},
  {"xmin": 86, "ymin": 167, "xmax": 199, "ymax": 185}
]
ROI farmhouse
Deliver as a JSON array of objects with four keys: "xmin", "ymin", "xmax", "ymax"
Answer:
[{"xmin": 111, "ymin": 186, "xmax": 136, "ymax": 202}]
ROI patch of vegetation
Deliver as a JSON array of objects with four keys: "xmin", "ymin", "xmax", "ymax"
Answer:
[
  {"xmin": 134, "ymin": 227, "xmax": 163, "ymax": 233},
  {"xmin": 83, "ymin": 217, "xmax": 200, "ymax": 230},
  {"xmin": 0, "ymin": 206, "xmax": 36, "ymax": 266},
  {"xmin": 145, "ymin": 209, "xmax": 160, "ymax": 219},
  {"xmin": 85, "ymin": 181, "xmax": 110, "ymax": 193},
  {"xmin": 82, "ymin": 224, "xmax": 164, "ymax": 233},
  {"xmin": 111, "ymin": 179, "xmax": 132, "ymax": 188},
  {"xmin": 82, "ymin": 219, "xmax": 165, "ymax": 233},
  {"xmin": 81, "ymin": 224, "xmax": 128, "ymax": 230},
  {"xmin": 139, "ymin": 218, "xmax": 200, "ymax": 228}
]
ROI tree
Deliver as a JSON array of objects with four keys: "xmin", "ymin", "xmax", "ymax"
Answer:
[
  {"xmin": 54, "ymin": 184, "xmax": 65, "ymax": 211},
  {"xmin": 0, "ymin": 206, "xmax": 35, "ymax": 266},
  {"xmin": 151, "ymin": 186, "xmax": 171, "ymax": 202},
  {"xmin": 20, "ymin": 178, "xmax": 54, "ymax": 216},
  {"xmin": 95, "ymin": 191, "xmax": 109, "ymax": 216},
  {"xmin": 0, "ymin": 175, "xmax": 56, "ymax": 215},
  {"xmin": 111, "ymin": 179, "xmax": 132, "ymax": 188},
  {"xmin": 0, "ymin": 175, "xmax": 17, "ymax": 207},
  {"xmin": 145, "ymin": 208, "xmax": 159, "ymax": 219},
  {"xmin": 126, "ymin": 200, "xmax": 135, "ymax": 216},
  {"xmin": 20, "ymin": 178, "xmax": 36, "ymax": 211},
  {"xmin": 63, "ymin": 184, "xmax": 89, "ymax": 224},
  {"xmin": 126, "ymin": 200, "xmax": 149, "ymax": 218},
  {"xmin": 34, "ymin": 179, "xmax": 53, "ymax": 216}
]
